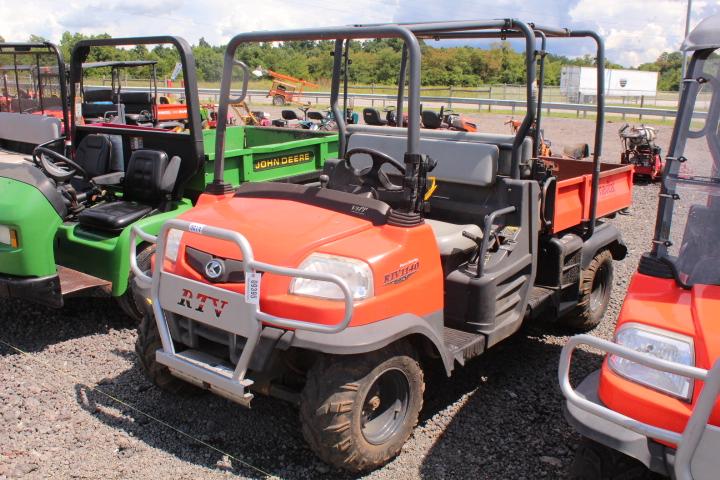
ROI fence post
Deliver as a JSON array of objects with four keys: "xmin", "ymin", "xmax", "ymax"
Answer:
[
  {"xmin": 448, "ymin": 85, "xmax": 453, "ymax": 109},
  {"xmin": 639, "ymin": 95, "xmax": 645, "ymax": 121}
]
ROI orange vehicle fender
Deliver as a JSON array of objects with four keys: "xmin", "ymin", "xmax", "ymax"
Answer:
[{"xmin": 291, "ymin": 310, "xmax": 455, "ymax": 374}]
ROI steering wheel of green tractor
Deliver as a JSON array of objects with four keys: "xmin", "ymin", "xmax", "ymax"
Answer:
[
  {"xmin": 344, "ymin": 147, "xmax": 406, "ymax": 195},
  {"xmin": 33, "ymin": 146, "xmax": 89, "ymax": 183}
]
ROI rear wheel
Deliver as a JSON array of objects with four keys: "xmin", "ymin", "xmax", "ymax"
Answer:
[
  {"xmin": 116, "ymin": 245, "xmax": 154, "ymax": 322},
  {"xmin": 300, "ymin": 343, "xmax": 424, "ymax": 472},
  {"xmin": 272, "ymin": 95, "xmax": 285, "ymax": 106},
  {"xmin": 135, "ymin": 311, "xmax": 199, "ymax": 395},
  {"xmin": 570, "ymin": 437, "xmax": 653, "ymax": 479},
  {"xmin": 559, "ymin": 249, "xmax": 613, "ymax": 332}
]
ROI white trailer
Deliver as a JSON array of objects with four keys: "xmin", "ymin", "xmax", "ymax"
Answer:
[{"xmin": 560, "ymin": 66, "xmax": 658, "ymax": 101}]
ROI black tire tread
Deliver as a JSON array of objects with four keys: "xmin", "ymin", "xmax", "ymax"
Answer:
[
  {"xmin": 116, "ymin": 245, "xmax": 155, "ymax": 322},
  {"xmin": 560, "ymin": 249, "xmax": 614, "ymax": 332},
  {"xmin": 135, "ymin": 312, "xmax": 198, "ymax": 395}
]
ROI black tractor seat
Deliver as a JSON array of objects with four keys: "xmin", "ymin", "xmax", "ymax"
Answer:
[
  {"xmin": 421, "ymin": 110, "xmax": 443, "ymax": 129},
  {"xmin": 362, "ymin": 108, "xmax": 387, "ymax": 126},
  {"xmin": 77, "ymin": 149, "xmax": 180, "ymax": 233}
]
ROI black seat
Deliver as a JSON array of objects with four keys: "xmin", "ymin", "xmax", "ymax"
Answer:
[
  {"xmin": 77, "ymin": 150, "xmax": 180, "ymax": 233},
  {"xmin": 362, "ymin": 108, "xmax": 387, "ymax": 126},
  {"xmin": 281, "ymin": 109, "xmax": 299, "ymax": 121},
  {"xmin": 118, "ymin": 91, "xmax": 154, "ymax": 124},
  {"xmin": 82, "ymin": 88, "xmax": 116, "ymax": 120},
  {"xmin": 75, "ymin": 134, "xmax": 113, "ymax": 178},
  {"xmin": 421, "ymin": 110, "xmax": 443, "ymax": 129},
  {"xmin": 69, "ymin": 134, "xmax": 114, "ymax": 193},
  {"xmin": 307, "ymin": 111, "xmax": 325, "ymax": 121}
]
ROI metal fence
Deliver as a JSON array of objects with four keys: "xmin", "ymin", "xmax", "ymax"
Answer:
[{"xmin": 101, "ymin": 84, "xmax": 706, "ymax": 122}]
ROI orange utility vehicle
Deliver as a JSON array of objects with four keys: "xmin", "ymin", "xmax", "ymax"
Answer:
[
  {"xmin": 131, "ymin": 20, "xmax": 631, "ymax": 471},
  {"xmin": 560, "ymin": 15, "xmax": 720, "ymax": 480}
]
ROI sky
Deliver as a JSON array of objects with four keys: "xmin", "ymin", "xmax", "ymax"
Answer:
[{"xmin": 0, "ymin": 0, "xmax": 718, "ymax": 67}]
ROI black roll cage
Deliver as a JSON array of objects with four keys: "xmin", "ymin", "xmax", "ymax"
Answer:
[
  {"xmin": 0, "ymin": 42, "xmax": 70, "ymax": 138},
  {"xmin": 210, "ymin": 20, "xmax": 605, "ymax": 232},
  {"xmin": 69, "ymin": 36, "xmax": 204, "ymax": 164}
]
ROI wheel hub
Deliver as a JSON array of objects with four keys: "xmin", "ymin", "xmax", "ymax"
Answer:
[{"xmin": 360, "ymin": 368, "xmax": 411, "ymax": 445}]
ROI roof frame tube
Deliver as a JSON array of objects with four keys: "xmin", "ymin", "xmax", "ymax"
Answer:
[{"xmin": 211, "ymin": 24, "xmax": 422, "ymax": 191}]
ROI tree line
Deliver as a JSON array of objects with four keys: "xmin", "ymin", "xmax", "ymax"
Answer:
[{"xmin": 2, "ymin": 32, "xmax": 687, "ymax": 91}]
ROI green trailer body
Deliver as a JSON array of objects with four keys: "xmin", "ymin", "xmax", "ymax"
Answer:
[{"xmin": 186, "ymin": 126, "xmax": 337, "ymax": 195}]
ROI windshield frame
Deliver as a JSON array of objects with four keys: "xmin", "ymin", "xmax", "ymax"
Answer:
[{"xmin": 650, "ymin": 46, "xmax": 720, "ymax": 287}]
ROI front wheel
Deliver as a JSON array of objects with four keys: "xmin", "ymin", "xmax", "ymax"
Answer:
[
  {"xmin": 570, "ymin": 437, "xmax": 653, "ymax": 479},
  {"xmin": 300, "ymin": 343, "xmax": 424, "ymax": 472},
  {"xmin": 559, "ymin": 249, "xmax": 613, "ymax": 332},
  {"xmin": 272, "ymin": 94, "xmax": 285, "ymax": 106},
  {"xmin": 135, "ymin": 311, "xmax": 199, "ymax": 395}
]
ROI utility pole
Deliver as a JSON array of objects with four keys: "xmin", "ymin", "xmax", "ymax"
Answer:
[{"xmin": 681, "ymin": 0, "xmax": 693, "ymax": 81}]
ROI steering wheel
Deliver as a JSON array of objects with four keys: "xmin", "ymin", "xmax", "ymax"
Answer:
[
  {"xmin": 33, "ymin": 146, "xmax": 89, "ymax": 183},
  {"xmin": 344, "ymin": 147, "xmax": 406, "ymax": 197}
]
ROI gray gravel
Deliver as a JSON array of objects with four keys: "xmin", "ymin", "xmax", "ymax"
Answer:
[{"xmin": 0, "ymin": 115, "xmax": 707, "ymax": 479}]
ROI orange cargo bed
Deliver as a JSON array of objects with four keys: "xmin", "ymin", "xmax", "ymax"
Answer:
[{"xmin": 548, "ymin": 158, "xmax": 634, "ymax": 233}]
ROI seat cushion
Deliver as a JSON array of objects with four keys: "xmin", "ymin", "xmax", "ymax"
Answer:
[
  {"xmin": 425, "ymin": 219, "xmax": 482, "ymax": 256},
  {"xmin": 77, "ymin": 201, "xmax": 152, "ymax": 233}
]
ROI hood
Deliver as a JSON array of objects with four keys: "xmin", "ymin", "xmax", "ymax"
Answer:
[{"xmin": 176, "ymin": 195, "xmax": 376, "ymax": 267}]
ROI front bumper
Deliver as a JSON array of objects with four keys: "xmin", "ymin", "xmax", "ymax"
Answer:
[
  {"xmin": 564, "ymin": 370, "xmax": 672, "ymax": 476},
  {"xmin": 559, "ymin": 334, "xmax": 720, "ymax": 480},
  {"xmin": 0, "ymin": 272, "xmax": 62, "ymax": 308}
]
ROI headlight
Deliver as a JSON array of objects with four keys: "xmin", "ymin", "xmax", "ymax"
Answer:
[
  {"xmin": 164, "ymin": 228, "xmax": 184, "ymax": 262},
  {"xmin": 0, "ymin": 225, "xmax": 18, "ymax": 248},
  {"xmin": 290, "ymin": 253, "xmax": 373, "ymax": 300},
  {"xmin": 608, "ymin": 323, "xmax": 694, "ymax": 401}
]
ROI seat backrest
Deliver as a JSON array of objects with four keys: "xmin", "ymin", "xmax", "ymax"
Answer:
[
  {"xmin": 123, "ymin": 149, "xmax": 171, "ymax": 205},
  {"xmin": 362, "ymin": 108, "xmax": 385, "ymax": 126},
  {"xmin": 421, "ymin": 110, "xmax": 442, "ymax": 129},
  {"xmin": 347, "ymin": 124, "xmax": 532, "ymax": 177},
  {"xmin": 281, "ymin": 109, "xmax": 299, "ymax": 120},
  {"xmin": 83, "ymin": 87, "xmax": 113, "ymax": 103},
  {"xmin": 74, "ymin": 134, "xmax": 113, "ymax": 178},
  {"xmin": 347, "ymin": 132, "xmax": 498, "ymax": 187},
  {"xmin": 117, "ymin": 91, "xmax": 153, "ymax": 115},
  {"xmin": 307, "ymin": 111, "xmax": 325, "ymax": 121}
]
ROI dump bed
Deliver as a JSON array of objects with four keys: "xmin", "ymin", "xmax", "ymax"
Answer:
[
  {"xmin": 186, "ymin": 125, "xmax": 339, "ymax": 195},
  {"xmin": 550, "ymin": 158, "xmax": 633, "ymax": 233}
]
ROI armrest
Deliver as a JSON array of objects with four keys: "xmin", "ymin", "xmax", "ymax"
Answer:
[{"xmin": 92, "ymin": 171, "xmax": 124, "ymax": 186}]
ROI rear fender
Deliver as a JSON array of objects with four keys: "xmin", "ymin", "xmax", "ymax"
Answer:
[{"xmin": 582, "ymin": 222, "xmax": 627, "ymax": 269}]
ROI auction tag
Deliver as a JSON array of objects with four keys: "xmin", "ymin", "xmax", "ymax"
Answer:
[{"xmin": 245, "ymin": 272, "xmax": 261, "ymax": 305}]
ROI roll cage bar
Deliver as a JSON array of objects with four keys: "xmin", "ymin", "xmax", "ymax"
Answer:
[
  {"xmin": 0, "ymin": 42, "xmax": 70, "ymax": 138},
  {"xmin": 211, "ymin": 20, "xmax": 605, "ymax": 233},
  {"xmin": 69, "ymin": 36, "xmax": 203, "ymax": 162}
]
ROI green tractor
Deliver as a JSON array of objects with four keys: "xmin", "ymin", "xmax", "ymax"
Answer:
[{"xmin": 0, "ymin": 36, "xmax": 337, "ymax": 320}]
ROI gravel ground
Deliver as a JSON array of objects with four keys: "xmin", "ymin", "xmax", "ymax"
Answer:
[{"xmin": 0, "ymin": 114, "xmax": 707, "ymax": 479}]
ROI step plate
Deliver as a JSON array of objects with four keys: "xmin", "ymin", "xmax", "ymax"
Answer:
[
  {"xmin": 443, "ymin": 327, "xmax": 486, "ymax": 364},
  {"xmin": 58, "ymin": 266, "xmax": 111, "ymax": 295}
]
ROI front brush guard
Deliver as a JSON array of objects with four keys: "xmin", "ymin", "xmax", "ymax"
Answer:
[{"xmin": 130, "ymin": 219, "xmax": 354, "ymax": 406}]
